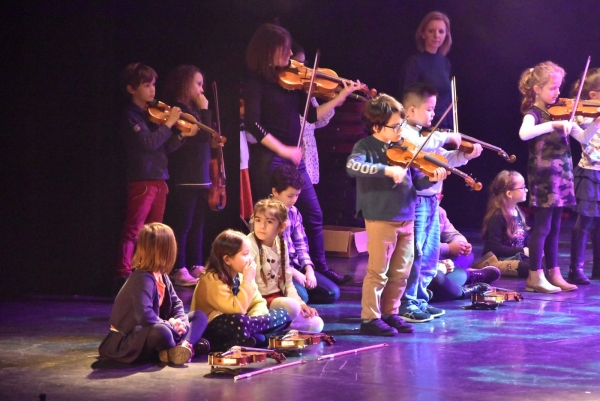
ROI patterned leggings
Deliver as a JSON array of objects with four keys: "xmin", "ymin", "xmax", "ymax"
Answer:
[{"xmin": 203, "ymin": 308, "xmax": 290, "ymax": 351}]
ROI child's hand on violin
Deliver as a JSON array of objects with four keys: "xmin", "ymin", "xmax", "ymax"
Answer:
[
  {"xmin": 300, "ymin": 304, "xmax": 318, "ymax": 318},
  {"xmin": 195, "ymin": 93, "xmax": 209, "ymax": 110},
  {"xmin": 445, "ymin": 132, "xmax": 462, "ymax": 148},
  {"xmin": 279, "ymin": 145, "xmax": 303, "ymax": 166},
  {"xmin": 429, "ymin": 167, "xmax": 449, "ymax": 182},
  {"xmin": 385, "ymin": 165, "xmax": 407, "ymax": 184},
  {"xmin": 552, "ymin": 120, "xmax": 573, "ymax": 135},
  {"xmin": 210, "ymin": 133, "xmax": 225, "ymax": 148},
  {"xmin": 182, "ymin": 123, "xmax": 200, "ymax": 137},
  {"xmin": 335, "ymin": 80, "xmax": 366, "ymax": 105},
  {"xmin": 165, "ymin": 106, "xmax": 182, "ymax": 128},
  {"xmin": 243, "ymin": 260, "xmax": 258, "ymax": 282},
  {"xmin": 463, "ymin": 143, "xmax": 483, "ymax": 160}
]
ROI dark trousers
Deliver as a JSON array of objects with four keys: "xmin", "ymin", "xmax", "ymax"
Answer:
[
  {"xmin": 529, "ymin": 207, "xmax": 562, "ymax": 272},
  {"xmin": 164, "ymin": 186, "xmax": 209, "ymax": 271},
  {"xmin": 428, "ymin": 267, "xmax": 468, "ymax": 302},
  {"xmin": 249, "ymin": 146, "xmax": 328, "ymax": 272},
  {"xmin": 143, "ymin": 310, "xmax": 208, "ymax": 359},
  {"xmin": 293, "ymin": 271, "xmax": 340, "ymax": 304}
]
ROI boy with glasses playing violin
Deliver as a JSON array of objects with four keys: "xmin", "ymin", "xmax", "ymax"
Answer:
[
  {"xmin": 346, "ymin": 94, "xmax": 447, "ymax": 336},
  {"xmin": 116, "ymin": 63, "xmax": 199, "ymax": 283},
  {"xmin": 398, "ymin": 82, "xmax": 482, "ymax": 323}
]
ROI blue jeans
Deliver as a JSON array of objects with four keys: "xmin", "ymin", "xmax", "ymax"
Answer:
[
  {"xmin": 428, "ymin": 267, "xmax": 468, "ymax": 302},
  {"xmin": 400, "ymin": 195, "xmax": 440, "ymax": 313},
  {"xmin": 249, "ymin": 146, "xmax": 328, "ymax": 272},
  {"xmin": 293, "ymin": 271, "xmax": 340, "ymax": 304}
]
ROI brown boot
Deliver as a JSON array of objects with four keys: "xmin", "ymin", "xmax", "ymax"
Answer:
[
  {"xmin": 546, "ymin": 267, "xmax": 578, "ymax": 291},
  {"xmin": 525, "ymin": 270, "xmax": 561, "ymax": 293},
  {"xmin": 493, "ymin": 260, "xmax": 520, "ymax": 277},
  {"xmin": 470, "ymin": 252, "xmax": 498, "ymax": 270}
]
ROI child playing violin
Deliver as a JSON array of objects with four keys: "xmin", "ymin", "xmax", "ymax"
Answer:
[
  {"xmin": 163, "ymin": 65, "xmax": 217, "ymax": 287},
  {"xmin": 99, "ymin": 223, "xmax": 208, "ymax": 365},
  {"xmin": 346, "ymin": 93, "xmax": 447, "ymax": 336},
  {"xmin": 243, "ymin": 23, "xmax": 360, "ymax": 286},
  {"xmin": 569, "ymin": 68, "xmax": 600, "ymax": 284},
  {"xmin": 398, "ymin": 82, "xmax": 482, "ymax": 323},
  {"xmin": 248, "ymin": 199, "xmax": 324, "ymax": 333},
  {"xmin": 518, "ymin": 61, "xmax": 600, "ymax": 293},
  {"xmin": 191, "ymin": 230, "xmax": 291, "ymax": 351},
  {"xmin": 116, "ymin": 63, "xmax": 199, "ymax": 282}
]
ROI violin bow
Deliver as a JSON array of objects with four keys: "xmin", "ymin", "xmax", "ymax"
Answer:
[
  {"xmin": 451, "ymin": 76, "xmax": 458, "ymax": 133},
  {"xmin": 569, "ymin": 56, "xmax": 591, "ymax": 124},
  {"xmin": 212, "ymin": 81, "xmax": 226, "ymax": 181},
  {"xmin": 296, "ymin": 49, "xmax": 321, "ymax": 150}
]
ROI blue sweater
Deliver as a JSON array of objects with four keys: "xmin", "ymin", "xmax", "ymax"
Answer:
[
  {"xmin": 121, "ymin": 102, "xmax": 182, "ymax": 182},
  {"xmin": 346, "ymin": 135, "xmax": 434, "ymax": 221}
]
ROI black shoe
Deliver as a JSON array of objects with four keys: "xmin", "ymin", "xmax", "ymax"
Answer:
[
  {"xmin": 461, "ymin": 283, "xmax": 491, "ymax": 299},
  {"xmin": 360, "ymin": 318, "xmax": 398, "ymax": 336},
  {"xmin": 193, "ymin": 338, "xmax": 210, "ymax": 356},
  {"xmin": 321, "ymin": 269, "xmax": 353, "ymax": 285},
  {"xmin": 240, "ymin": 336, "xmax": 256, "ymax": 347},
  {"xmin": 568, "ymin": 268, "xmax": 591, "ymax": 285},
  {"xmin": 382, "ymin": 315, "xmax": 414, "ymax": 333},
  {"xmin": 466, "ymin": 266, "xmax": 501, "ymax": 285}
]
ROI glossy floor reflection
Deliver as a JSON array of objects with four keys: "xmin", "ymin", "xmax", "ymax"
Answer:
[{"xmin": 2, "ymin": 221, "xmax": 600, "ymax": 400}]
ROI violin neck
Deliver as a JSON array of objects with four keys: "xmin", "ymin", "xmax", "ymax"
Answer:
[
  {"xmin": 422, "ymin": 154, "xmax": 469, "ymax": 179},
  {"xmin": 459, "ymin": 133, "xmax": 502, "ymax": 152}
]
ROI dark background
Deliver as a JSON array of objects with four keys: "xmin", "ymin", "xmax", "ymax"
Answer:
[{"xmin": 3, "ymin": 0, "xmax": 598, "ymax": 297}]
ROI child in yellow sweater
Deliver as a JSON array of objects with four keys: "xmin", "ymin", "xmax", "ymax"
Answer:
[{"xmin": 191, "ymin": 230, "xmax": 290, "ymax": 351}]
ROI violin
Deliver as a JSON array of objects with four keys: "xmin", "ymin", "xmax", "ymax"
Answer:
[
  {"xmin": 463, "ymin": 286, "xmax": 523, "ymax": 310},
  {"xmin": 386, "ymin": 138, "xmax": 483, "ymax": 191},
  {"xmin": 208, "ymin": 346, "xmax": 286, "ymax": 368},
  {"xmin": 279, "ymin": 59, "xmax": 376, "ymax": 100},
  {"xmin": 147, "ymin": 101, "xmax": 218, "ymax": 136},
  {"xmin": 268, "ymin": 330, "xmax": 335, "ymax": 350},
  {"xmin": 548, "ymin": 98, "xmax": 600, "ymax": 121},
  {"xmin": 422, "ymin": 127, "xmax": 516, "ymax": 163},
  {"xmin": 208, "ymin": 82, "xmax": 227, "ymax": 211}
]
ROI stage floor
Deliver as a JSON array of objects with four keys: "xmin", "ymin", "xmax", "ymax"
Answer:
[{"xmin": 2, "ymin": 223, "xmax": 600, "ymax": 401}]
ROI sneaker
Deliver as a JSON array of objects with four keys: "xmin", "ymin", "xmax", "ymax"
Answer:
[
  {"xmin": 382, "ymin": 315, "xmax": 414, "ymax": 333},
  {"xmin": 400, "ymin": 309, "xmax": 433, "ymax": 323},
  {"xmin": 167, "ymin": 341, "xmax": 193, "ymax": 365},
  {"xmin": 170, "ymin": 267, "xmax": 198, "ymax": 287},
  {"xmin": 424, "ymin": 305, "xmax": 445, "ymax": 318},
  {"xmin": 360, "ymin": 318, "xmax": 398, "ymax": 336},
  {"xmin": 188, "ymin": 265, "xmax": 204, "ymax": 279},
  {"xmin": 321, "ymin": 269, "xmax": 353, "ymax": 285},
  {"xmin": 465, "ymin": 266, "xmax": 501, "ymax": 285}
]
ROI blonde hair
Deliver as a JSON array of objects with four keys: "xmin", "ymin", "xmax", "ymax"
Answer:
[
  {"xmin": 204, "ymin": 229, "xmax": 248, "ymax": 287},
  {"xmin": 518, "ymin": 61, "xmax": 565, "ymax": 114},
  {"xmin": 481, "ymin": 170, "xmax": 530, "ymax": 240},
  {"xmin": 416, "ymin": 11, "xmax": 452, "ymax": 56},
  {"xmin": 131, "ymin": 223, "xmax": 177, "ymax": 274},
  {"xmin": 251, "ymin": 199, "xmax": 289, "ymax": 291},
  {"xmin": 570, "ymin": 68, "xmax": 600, "ymax": 99}
]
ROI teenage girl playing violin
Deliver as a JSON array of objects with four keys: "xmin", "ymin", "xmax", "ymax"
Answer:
[{"xmin": 243, "ymin": 23, "xmax": 361, "ymax": 285}]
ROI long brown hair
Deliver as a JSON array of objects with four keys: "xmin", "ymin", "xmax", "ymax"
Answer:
[
  {"xmin": 481, "ymin": 170, "xmax": 529, "ymax": 240},
  {"xmin": 164, "ymin": 64, "xmax": 202, "ymax": 108},
  {"xmin": 250, "ymin": 199, "xmax": 289, "ymax": 293},
  {"xmin": 132, "ymin": 223, "xmax": 177, "ymax": 275},
  {"xmin": 245, "ymin": 23, "xmax": 292, "ymax": 83},
  {"xmin": 518, "ymin": 61, "xmax": 565, "ymax": 114},
  {"xmin": 204, "ymin": 229, "xmax": 248, "ymax": 287},
  {"xmin": 415, "ymin": 11, "xmax": 452, "ymax": 56}
]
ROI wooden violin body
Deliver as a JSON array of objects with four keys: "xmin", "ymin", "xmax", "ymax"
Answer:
[
  {"xmin": 386, "ymin": 139, "xmax": 483, "ymax": 191},
  {"xmin": 268, "ymin": 330, "xmax": 335, "ymax": 350},
  {"xmin": 465, "ymin": 287, "xmax": 523, "ymax": 310},
  {"xmin": 208, "ymin": 346, "xmax": 286, "ymax": 367},
  {"xmin": 279, "ymin": 60, "xmax": 376, "ymax": 100},
  {"xmin": 548, "ymin": 98, "xmax": 600, "ymax": 121},
  {"xmin": 147, "ymin": 101, "xmax": 218, "ymax": 135}
]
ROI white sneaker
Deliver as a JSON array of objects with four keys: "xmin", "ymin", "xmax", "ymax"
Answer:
[
  {"xmin": 170, "ymin": 268, "xmax": 198, "ymax": 286},
  {"xmin": 188, "ymin": 265, "xmax": 204, "ymax": 279}
]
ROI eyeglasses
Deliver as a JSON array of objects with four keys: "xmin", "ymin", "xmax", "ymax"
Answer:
[
  {"xmin": 384, "ymin": 120, "xmax": 407, "ymax": 133},
  {"xmin": 511, "ymin": 186, "xmax": 527, "ymax": 191}
]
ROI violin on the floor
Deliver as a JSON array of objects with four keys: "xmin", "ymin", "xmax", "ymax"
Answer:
[
  {"xmin": 208, "ymin": 346, "xmax": 286, "ymax": 374},
  {"xmin": 268, "ymin": 330, "xmax": 335, "ymax": 350},
  {"xmin": 464, "ymin": 287, "xmax": 523, "ymax": 310}
]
